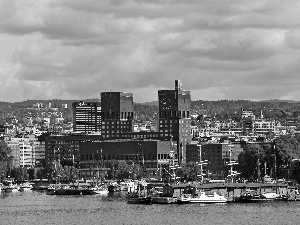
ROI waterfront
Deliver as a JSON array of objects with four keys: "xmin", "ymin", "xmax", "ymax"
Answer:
[{"xmin": 1, "ymin": 190, "xmax": 300, "ymax": 225}]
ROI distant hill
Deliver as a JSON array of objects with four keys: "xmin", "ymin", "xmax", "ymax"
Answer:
[
  {"xmin": 260, "ymin": 99, "xmax": 299, "ymax": 103},
  {"xmin": 6, "ymin": 99, "xmax": 101, "ymax": 107},
  {"xmin": 138, "ymin": 101, "xmax": 158, "ymax": 106},
  {"xmin": 0, "ymin": 101, "xmax": 11, "ymax": 107}
]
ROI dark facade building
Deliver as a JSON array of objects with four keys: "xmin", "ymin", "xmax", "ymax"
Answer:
[
  {"xmin": 45, "ymin": 133, "xmax": 103, "ymax": 166},
  {"xmin": 79, "ymin": 140, "xmax": 173, "ymax": 179},
  {"xmin": 101, "ymin": 92, "xmax": 134, "ymax": 140},
  {"xmin": 72, "ymin": 101, "xmax": 101, "ymax": 133},
  {"xmin": 158, "ymin": 80, "xmax": 191, "ymax": 164}
]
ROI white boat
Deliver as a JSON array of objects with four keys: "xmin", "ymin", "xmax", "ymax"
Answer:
[
  {"xmin": 262, "ymin": 192, "xmax": 281, "ymax": 200},
  {"xmin": 18, "ymin": 182, "xmax": 33, "ymax": 191},
  {"xmin": 188, "ymin": 190, "xmax": 228, "ymax": 204}
]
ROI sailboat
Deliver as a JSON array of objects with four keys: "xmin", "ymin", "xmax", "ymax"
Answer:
[
  {"xmin": 127, "ymin": 180, "xmax": 152, "ymax": 204},
  {"xmin": 82, "ymin": 149, "xmax": 108, "ymax": 195}
]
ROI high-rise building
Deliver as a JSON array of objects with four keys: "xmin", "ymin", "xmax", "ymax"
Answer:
[
  {"xmin": 100, "ymin": 92, "xmax": 134, "ymax": 139},
  {"xmin": 158, "ymin": 80, "xmax": 191, "ymax": 164},
  {"xmin": 72, "ymin": 101, "xmax": 101, "ymax": 133}
]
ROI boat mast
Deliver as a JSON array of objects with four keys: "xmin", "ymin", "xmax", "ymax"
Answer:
[
  {"xmin": 274, "ymin": 143, "xmax": 277, "ymax": 194},
  {"xmin": 100, "ymin": 149, "xmax": 103, "ymax": 186},
  {"xmin": 257, "ymin": 154, "xmax": 261, "ymax": 194},
  {"xmin": 96, "ymin": 149, "xmax": 99, "ymax": 186}
]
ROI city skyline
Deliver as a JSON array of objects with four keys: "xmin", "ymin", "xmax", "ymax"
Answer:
[{"xmin": 1, "ymin": 1, "xmax": 300, "ymax": 103}]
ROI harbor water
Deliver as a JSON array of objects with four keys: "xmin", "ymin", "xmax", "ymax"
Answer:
[{"xmin": 1, "ymin": 190, "xmax": 300, "ymax": 225}]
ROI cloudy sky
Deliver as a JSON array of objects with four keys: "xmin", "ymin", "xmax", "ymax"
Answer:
[{"xmin": 0, "ymin": 0, "xmax": 300, "ymax": 103}]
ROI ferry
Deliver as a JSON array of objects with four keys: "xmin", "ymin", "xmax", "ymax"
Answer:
[{"xmin": 188, "ymin": 190, "xmax": 228, "ymax": 203}]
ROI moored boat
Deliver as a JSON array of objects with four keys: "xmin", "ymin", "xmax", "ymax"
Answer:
[
  {"xmin": 236, "ymin": 189, "xmax": 289, "ymax": 202},
  {"xmin": 18, "ymin": 182, "xmax": 33, "ymax": 191},
  {"xmin": 127, "ymin": 180, "xmax": 152, "ymax": 204},
  {"xmin": 52, "ymin": 184, "xmax": 83, "ymax": 195},
  {"xmin": 3, "ymin": 186, "xmax": 19, "ymax": 193},
  {"xmin": 127, "ymin": 195, "xmax": 152, "ymax": 204},
  {"xmin": 150, "ymin": 184, "xmax": 177, "ymax": 204},
  {"xmin": 31, "ymin": 180, "xmax": 50, "ymax": 191},
  {"xmin": 81, "ymin": 186, "xmax": 108, "ymax": 195},
  {"xmin": 188, "ymin": 190, "xmax": 228, "ymax": 204},
  {"xmin": 108, "ymin": 184, "xmax": 121, "ymax": 192}
]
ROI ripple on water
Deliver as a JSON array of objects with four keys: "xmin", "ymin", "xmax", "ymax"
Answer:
[{"xmin": 1, "ymin": 191, "xmax": 300, "ymax": 225}]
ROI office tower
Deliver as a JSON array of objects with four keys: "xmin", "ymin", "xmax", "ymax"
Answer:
[
  {"xmin": 72, "ymin": 101, "xmax": 101, "ymax": 133},
  {"xmin": 100, "ymin": 92, "xmax": 134, "ymax": 139},
  {"xmin": 158, "ymin": 80, "xmax": 191, "ymax": 164}
]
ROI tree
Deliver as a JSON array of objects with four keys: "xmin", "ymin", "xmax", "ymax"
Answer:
[
  {"xmin": 238, "ymin": 144, "xmax": 266, "ymax": 182},
  {"xmin": 274, "ymin": 135, "xmax": 300, "ymax": 164},
  {"xmin": 35, "ymin": 165, "xmax": 53, "ymax": 180},
  {"xmin": 0, "ymin": 140, "xmax": 14, "ymax": 180},
  {"xmin": 174, "ymin": 162, "xmax": 201, "ymax": 182},
  {"xmin": 114, "ymin": 160, "xmax": 131, "ymax": 180},
  {"xmin": 58, "ymin": 165, "xmax": 79, "ymax": 183},
  {"xmin": 274, "ymin": 135, "xmax": 300, "ymax": 179},
  {"xmin": 27, "ymin": 168, "xmax": 36, "ymax": 180},
  {"xmin": 10, "ymin": 167, "xmax": 29, "ymax": 181}
]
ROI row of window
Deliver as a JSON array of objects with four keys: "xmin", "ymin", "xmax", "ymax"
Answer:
[
  {"xmin": 80, "ymin": 153, "xmax": 178, "ymax": 161},
  {"xmin": 102, "ymin": 133, "xmax": 160, "ymax": 139},
  {"xmin": 102, "ymin": 121, "xmax": 130, "ymax": 125},
  {"xmin": 81, "ymin": 154, "xmax": 157, "ymax": 161},
  {"xmin": 159, "ymin": 111, "xmax": 190, "ymax": 119},
  {"xmin": 101, "ymin": 126, "xmax": 130, "ymax": 130},
  {"xmin": 101, "ymin": 111, "xmax": 134, "ymax": 120}
]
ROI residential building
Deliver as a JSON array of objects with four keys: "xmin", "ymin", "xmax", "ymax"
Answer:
[
  {"xmin": 5, "ymin": 135, "xmax": 45, "ymax": 168},
  {"xmin": 253, "ymin": 119, "xmax": 276, "ymax": 136}
]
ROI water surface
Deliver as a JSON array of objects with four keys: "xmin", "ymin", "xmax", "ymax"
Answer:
[{"xmin": 1, "ymin": 191, "xmax": 299, "ymax": 225}]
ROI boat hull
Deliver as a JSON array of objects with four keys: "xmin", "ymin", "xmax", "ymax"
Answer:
[
  {"xmin": 81, "ymin": 189, "xmax": 108, "ymax": 195},
  {"xmin": 178, "ymin": 191, "xmax": 228, "ymax": 204},
  {"xmin": 4, "ymin": 187, "xmax": 19, "ymax": 193},
  {"xmin": 54, "ymin": 189, "xmax": 82, "ymax": 195},
  {"xmin": 152, "ymin": 197, "xmax": 177, "ymax": 204},
  {"xmin": 127, "ymin": 196, "xmax": 152, "ymax": 204},
  {"xmin": 108, "ymin": 185, "xmax": 121, "ymax": 192},
  {"xmin": 189, "ymin": 198, "xmax": 227, "ymax": 204}
]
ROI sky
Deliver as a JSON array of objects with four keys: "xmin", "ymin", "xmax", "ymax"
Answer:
[{"xmin": 0, "ymin": 0, "xmax": 300, "ymax": 103}]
